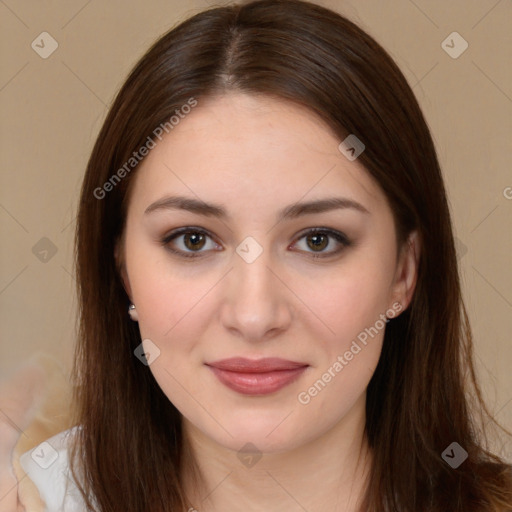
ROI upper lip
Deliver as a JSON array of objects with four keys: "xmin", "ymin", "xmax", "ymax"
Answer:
[{"xmin": 206, "ymin": 357, "xmax": 308, "ymax": 373}]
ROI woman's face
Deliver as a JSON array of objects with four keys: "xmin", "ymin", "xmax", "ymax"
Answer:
[{"xmin": 118, "ymin": 92, "xmax": 417, "ymax": 453}]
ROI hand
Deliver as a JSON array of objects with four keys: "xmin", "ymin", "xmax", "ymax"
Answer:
[{"xmin": 0, "ymin": 360, "xmax": 46, "ymax": 512}]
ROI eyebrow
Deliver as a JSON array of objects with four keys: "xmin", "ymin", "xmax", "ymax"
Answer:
[{"xmin": 144, "ymin": 194, "xmax": 370, "ymax": 220}]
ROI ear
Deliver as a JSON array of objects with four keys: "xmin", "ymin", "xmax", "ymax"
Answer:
[
  {"xmin": 114, "ymin": 237, "xmax": 132, "ymax": 300},
  {"xmin": 390, "ymin": 230, "xmax": 420, "ymax": 313}
]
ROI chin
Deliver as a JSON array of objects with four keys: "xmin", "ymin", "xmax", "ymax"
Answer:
[{"xmin": 203, "ymin": 415, "xmax": 314, "ymax": 455}]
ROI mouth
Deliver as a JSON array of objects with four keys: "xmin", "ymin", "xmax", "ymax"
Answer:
[{"xmin": 205, "ymin": 357, "xmax": 309, "ymax": 396}]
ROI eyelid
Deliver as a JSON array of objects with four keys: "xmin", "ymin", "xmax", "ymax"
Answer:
[{"xmin": 161, "ymin": 226, "xmax": 351, "ymax": 259}]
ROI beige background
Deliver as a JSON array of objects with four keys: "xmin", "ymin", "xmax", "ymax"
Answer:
[{"xmin": 1, "ymin": 0, "xmax": 511, "ymax": 458}]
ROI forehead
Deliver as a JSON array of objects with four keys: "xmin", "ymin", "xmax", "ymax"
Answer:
[{"xmin": 128, "ymin": 92, "xmax": 385, "ymax": 215}]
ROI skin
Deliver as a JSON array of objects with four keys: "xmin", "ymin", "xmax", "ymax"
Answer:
[{"xmin": 117, "ymin": 92, "xmax": 420, "ymax": 512}]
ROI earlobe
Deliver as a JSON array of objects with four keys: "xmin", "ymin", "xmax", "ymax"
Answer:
[
  {"xmin": 392, "ymin": 230, "xmax": 421, "ymax": 312},
  {"xmin": 128, "ymin": 304, "xmax": 139, "ymax": 322}
]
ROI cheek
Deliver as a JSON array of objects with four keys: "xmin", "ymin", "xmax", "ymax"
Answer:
[
  {"xmin": 134, "ymin": 278, "xmax": 208, "ymax": 344},
  {"xmin": 295, "ymin": 267, "xmax": 391, "ymax": 416},
  {"xmin": 125, "ymin": 240, "xmax": 203, "ymax": 339},
  {"xmin": 307, "ymin": 255, "xmax": 395, "ymax": 347}
]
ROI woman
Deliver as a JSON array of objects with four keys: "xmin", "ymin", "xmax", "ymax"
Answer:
[{"xmin": 3, "ymin": 0, "xmax": 511, "ymax": 510}]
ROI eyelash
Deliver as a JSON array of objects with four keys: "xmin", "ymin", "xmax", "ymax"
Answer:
[{"xmin": 160, "ymin": 227, "xmax": 351, "ymax": 260}]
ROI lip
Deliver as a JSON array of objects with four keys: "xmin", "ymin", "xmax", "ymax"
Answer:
[{"xmin": 205, "ymin": 357, "xmax": 309, "ymax": 395}]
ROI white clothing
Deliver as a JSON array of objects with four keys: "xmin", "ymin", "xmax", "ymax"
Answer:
[{"xmin": 19, "ymin": 427, "xmax": 87, "ymax": 512}]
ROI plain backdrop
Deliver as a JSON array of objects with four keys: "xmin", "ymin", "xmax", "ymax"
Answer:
[{"xmin": 1, "ymin": 0, "xmax": 511, "ymax": 456}]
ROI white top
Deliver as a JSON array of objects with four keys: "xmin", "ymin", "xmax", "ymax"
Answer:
[{"xmin": 19, "ymin": 427, "xmax": 88, "ymax": 512}]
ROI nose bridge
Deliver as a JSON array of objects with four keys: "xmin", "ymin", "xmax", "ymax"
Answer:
[
  {"xmin": 233, "ymin": 234, "xmax": 276, "ymax": 295},
  {"xmin": 220, "ymin": 241, "xmax": 291, "ymax": 340},
  {"xmin": 235, "ymin": 247, "xmax": 274, "ymax": 298}
]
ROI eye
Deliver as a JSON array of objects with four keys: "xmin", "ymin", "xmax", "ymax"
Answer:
[
  {"xmin": 162, "ymin": 226, "xmax": 351, "ymax": 260},
  {"xmin": 161, "ymin": 227, "xmax": 220, "ymax": 259},
  {"xmin": 292, "ymin": 228, "xmax": 350, "ymax": 258}
]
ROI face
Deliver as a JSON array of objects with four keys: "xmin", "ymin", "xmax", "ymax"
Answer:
[{"xmin": 117, "ymin": 92, "xmax": 418, "ymax": 454}]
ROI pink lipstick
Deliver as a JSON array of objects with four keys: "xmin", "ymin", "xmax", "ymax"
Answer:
[{"xmin": 205, "ymin": 357, "xmax": 308, "ymax": 395}]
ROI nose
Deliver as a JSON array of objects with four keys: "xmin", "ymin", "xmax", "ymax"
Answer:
[{"xmin": 219, "ymin": 247, "xmax": 293, "ymax": 343}]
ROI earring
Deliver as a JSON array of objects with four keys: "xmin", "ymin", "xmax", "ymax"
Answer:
[{"xmin": 128, "ymin": 303, "xmax": 139, "ymax": 322}]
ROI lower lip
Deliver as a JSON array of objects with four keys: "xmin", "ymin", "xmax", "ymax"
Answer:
[{"xmin": 207, "ymin": 366, "xmax": 308, "ymax": 395}]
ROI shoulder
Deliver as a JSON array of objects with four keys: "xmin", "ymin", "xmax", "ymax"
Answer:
[{"xmin": 19, "ymin": 426, "xmax": 88, "ymax": 512}]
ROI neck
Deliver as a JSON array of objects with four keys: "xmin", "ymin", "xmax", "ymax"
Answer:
[{"xmin": 180, "ymin": 393, "xmax": 372, "ymax": 512}]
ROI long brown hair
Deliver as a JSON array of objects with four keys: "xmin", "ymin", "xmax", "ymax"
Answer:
[{"xmin": 71, "ymin": 0, "xmax": 512, "ymax": 510}]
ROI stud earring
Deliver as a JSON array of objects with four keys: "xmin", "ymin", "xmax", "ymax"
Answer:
[{"xmin": 128, "ymin": 303, "xmax": 139, "ymax": 322}]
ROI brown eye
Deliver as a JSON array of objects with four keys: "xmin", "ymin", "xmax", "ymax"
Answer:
[
  {"xmin": 306, "ymin": 232, "xmax": 329, "ymax": 252},
  {"xmin": 161, "ymin": 228, "xmax": 219, "ymax": 259},
  {"xmin": 183, "ymin": 232, "xmax": 207, "ymax": 251},
  {"xmin": 294, "ymin": 228, "xmax": 350, "ymax": 259},
  {"xmin": 161, "ymin": 227, "xmax": 350, "ymax": 260}
]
